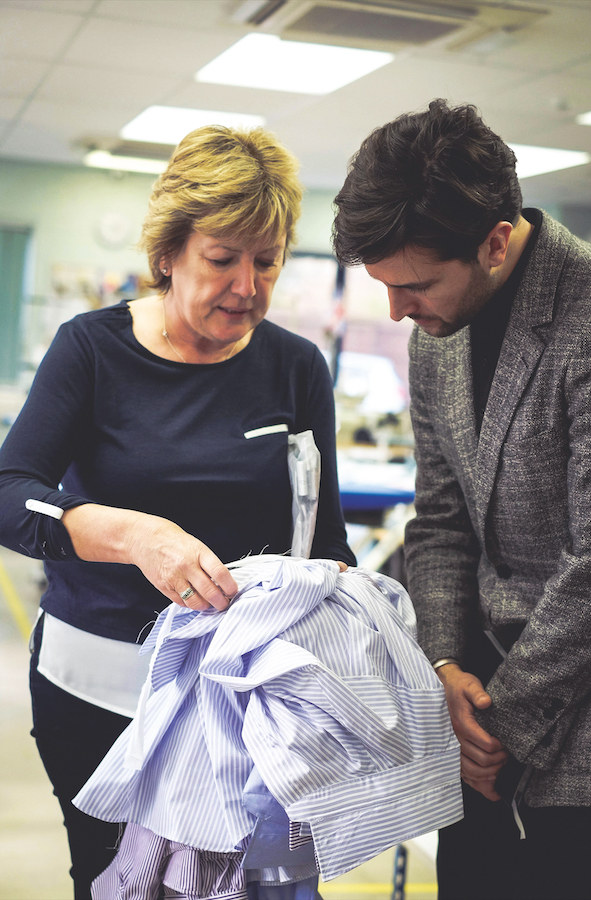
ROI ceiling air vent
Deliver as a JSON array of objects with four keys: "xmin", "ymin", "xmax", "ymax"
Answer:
[{"xmin": 231, "ymin": 0, "xmax": 547, "ymax": 53}]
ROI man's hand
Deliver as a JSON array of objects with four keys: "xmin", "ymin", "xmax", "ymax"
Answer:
[{"xmin": 437, "ymin": 663, "xmax": 508, "ymax": 801}]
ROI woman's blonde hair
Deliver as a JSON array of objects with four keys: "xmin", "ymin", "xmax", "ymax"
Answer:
[{"xmin": 139, "ymin": 125, "xmax": 303, "ymax": 292}]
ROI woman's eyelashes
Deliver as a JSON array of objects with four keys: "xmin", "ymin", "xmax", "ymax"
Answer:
[{"xmin": 207, "ymin": 256, "xmax": 277, "ymax": 270}]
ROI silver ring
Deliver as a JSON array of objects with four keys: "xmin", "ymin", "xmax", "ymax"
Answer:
[{"xmin": 180, "ymin": 587, "xmax": 195, "ymax": 602}]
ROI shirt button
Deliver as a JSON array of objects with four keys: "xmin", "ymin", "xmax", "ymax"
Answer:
[{"xmin": 496, "ymin": 564, "xmax": 512, "ymax": 579}]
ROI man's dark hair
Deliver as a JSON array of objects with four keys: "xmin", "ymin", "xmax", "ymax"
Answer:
[{"xmin": 332, "ymin": 98, "xmax": 522, "ymax": 265}]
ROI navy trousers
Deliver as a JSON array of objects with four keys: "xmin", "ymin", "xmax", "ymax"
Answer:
[{"xmin": 30, "ymin": 616, "xmax": 131, "ymax": 900}]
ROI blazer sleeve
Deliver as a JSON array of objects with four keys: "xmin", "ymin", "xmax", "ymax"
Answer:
[
  {"xmin": 404, "ymin": 327, "xmax": 482, "ymax": 664},
  {"xmin": 480, "ymin": 344, "xmax": 591, "ymax": 769}
]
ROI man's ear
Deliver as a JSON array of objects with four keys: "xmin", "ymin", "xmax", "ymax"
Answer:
[{"xmin": 479, "ymin": 221, "xmax": 513, "ymax": 269}]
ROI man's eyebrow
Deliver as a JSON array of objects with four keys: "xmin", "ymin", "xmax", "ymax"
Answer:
[
  {"xmin": 396, "ymin": 279, "xmax": 434, "ymax": 289},
  {"xmin": 383, "ymin": 278, "xmax": 437, "ymax": 290}
]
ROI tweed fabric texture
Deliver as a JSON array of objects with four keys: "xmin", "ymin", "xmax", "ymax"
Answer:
[{"xmin": 405, "ymin": 212, "xmax": 591, "ymax": 806}]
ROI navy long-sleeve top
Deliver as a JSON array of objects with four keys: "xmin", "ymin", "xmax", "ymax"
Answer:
[{"xmin": 0, "ymin": 302, "xmax": 354, "ymax": 642}]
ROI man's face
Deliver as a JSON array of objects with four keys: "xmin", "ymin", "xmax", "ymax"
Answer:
[{"xmin": 365, "ymin": 244, "xmax": 497, "ymax": 338}]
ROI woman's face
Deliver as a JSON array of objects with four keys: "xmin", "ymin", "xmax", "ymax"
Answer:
[{"xmin": 164, "ymin": 230, "xmax": 286, "ymax": 358}]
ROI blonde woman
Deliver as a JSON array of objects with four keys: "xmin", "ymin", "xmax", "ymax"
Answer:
[{"xmin": 0, "ymin": 126, "xmax": 354, "ymax": 899}]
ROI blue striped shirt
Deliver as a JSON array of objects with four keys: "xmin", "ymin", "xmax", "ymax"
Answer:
[{"xmin": 74, "ymin": 556, "xmax": 462, "ymax": 886}]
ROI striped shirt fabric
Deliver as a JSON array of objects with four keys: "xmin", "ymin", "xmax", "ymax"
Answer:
[{"xmin": 74, "ymin": 556, "xmax": 462, "ymax": 894}]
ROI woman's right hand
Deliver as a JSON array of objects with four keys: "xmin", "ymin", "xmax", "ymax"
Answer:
[
  {"xmin": 126, "ymin": 515, "xmax": 238, "ymax": 610},
  {"xmin": 62, "ymin": 504, "xmax": 237, "ymax": 611}
]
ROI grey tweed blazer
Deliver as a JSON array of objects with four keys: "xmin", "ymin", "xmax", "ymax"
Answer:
[{"xmin": 404, "ymin": 211, "xmax": 591, "ymax": 806}]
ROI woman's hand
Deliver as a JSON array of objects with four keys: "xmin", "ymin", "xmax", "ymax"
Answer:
[
  {"xmin": 126, "ymin": 515, "xmax": 237, "ymax": 610},
  {"xmin": 62, "ymin": 504, "xmax": 237, "ymax": 611}
]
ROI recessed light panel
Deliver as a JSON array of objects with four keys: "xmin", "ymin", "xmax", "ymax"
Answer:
[
  {"xmin": 120, "ymin": 106, "xmax": 266, "ymax": 145},
  {"xmin": 196, "ymin": 34, "xmax": 393, "ymax": 94},
  {"xmin": 509, "ymin": 143, "xmax": 590, "ymax": 179}
]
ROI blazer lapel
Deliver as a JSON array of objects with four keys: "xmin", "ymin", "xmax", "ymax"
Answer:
[
  {"xmin": 450, "ymin": 329, "xmax": 477, "ymax": 447},
  {"xmin": 475, "ymin": 322, "xmax": 546, "ymax": 536},
  {"xmin": 474, "ymin": 214, "xmax": 562, "ymax": 537},
  {"xmin": 442, "ymin": 329, "xmax": 480, "ymax": 513}
]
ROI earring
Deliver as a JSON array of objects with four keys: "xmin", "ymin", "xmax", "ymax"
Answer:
[{"xmin": 161, "ymin": 267, "xmax": 168, "ymax": 275}]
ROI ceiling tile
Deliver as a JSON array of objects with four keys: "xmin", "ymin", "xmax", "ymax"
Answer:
[
  {"xmin": 1, "ymin": 0, "xmax": 95, "ymax": 11},
  {"xmin": 0, "ymin": 5, "xmax": 85, "ymax": 61},
  {"xmin": 62, "ymin": 17, "xmax": 243, "ymax": 75},
  {"xmin": 37, "ymin": 63, "xmax": 180, "ymax": 108},
  {"xmin": 18, "ymin": 96, "xmax": 142, "ymax": 142},
  {"xmin": 0, "ymin": 58, "xmax": 51, "ymax": 96},
  {"xmin": 0, "ymin": 117, "xmax": 83, "ymax": 162},
  {"xmin": 95, "ymin": 0, "xmax": 234, "ymax": 28},
  {"xmin": 0, "ymin": 97, "xmax": 25, "ymax": 121}
]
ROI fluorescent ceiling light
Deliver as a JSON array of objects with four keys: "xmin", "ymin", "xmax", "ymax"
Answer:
[
  {"xmin": 196, "ymin": 34, "xmax": 393, "ymax": 94},
  {"xmin": 575, "ymin": 110, "xmax": 591, "ymax": 125},
  {"xmin": 508, "ymin": 143, "xmax": 591, "ymax": 179},
  {"xmin": 84, "ymin": 149, "xmax": 167, "ymax": 175},
  {"xmin": 120, "ymin": 106, "xmax": 266, "ymax": 144}
]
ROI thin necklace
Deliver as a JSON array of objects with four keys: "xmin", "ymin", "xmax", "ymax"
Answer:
[
  {"xmin": 162, "ymin": 305, "xmax": 187, "ymax": 363},
  {"xmin": 161, "ymin": 301, "xmax": 247, "ymax": 363}
]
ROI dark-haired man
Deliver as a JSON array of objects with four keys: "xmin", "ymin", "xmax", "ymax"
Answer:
[{"xmin": 333, "ymin": 99, "xmax": 591, "ymax": 899}]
